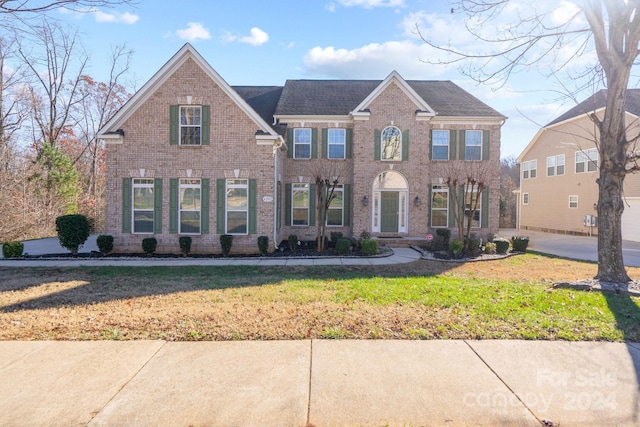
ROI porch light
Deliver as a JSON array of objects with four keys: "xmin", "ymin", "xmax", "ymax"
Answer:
[
  {"xmin": 362, "ymin": 195, "xmax": 368, "ymax": 207},
  {"xmin": 414, "ymin": 195, "xmax": 421, "ymax": 207}
]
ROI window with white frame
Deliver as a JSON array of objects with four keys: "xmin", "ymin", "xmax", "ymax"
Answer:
[
  {"xmin": 328, "ymin": 129, "xmax": 346, "ymax": 159},
  {"xmin": 523, "ymin": 193, "xmax": 529, "ymax": 205},
  {"xmin": 465, "ymin": 130, "xmax": 482, "ymax": 161},
  {"xmin": 327, "ymin": 185, "xmax": 344, "ymax": 226},
  {"xmin": 179, "ymin": 106, "xmax": 201, "ymax": 145},
  {"xmin": 292, "ymin": 183, "xmax": 309, "ymax": 226},
  {"xmin": 294, "ymin": 128, "xmax": 311, "ymax": 159},
  {"xmin": 569, "ymin": 195, "xmax": 578, "ymax": 209},
  {"xmin": 576, "ymin": 148, "xmax": 598, "ymax": 173},
  {"xmin": 226, "ymin": 179, "xmax": 248, "ymax": 234},
  {"xmin": 381, "ymin": 126, "xmax": 402, "ymax": 161},
  {"xmin": 547, "ymin": 154, "xmax": 565, "ymax": 176},
  {"xmin": 464, "ymin": 190, "xmax": 482, "ymax": 228},
  {"xmin": 522, "ymin": 160, "xmax": 537, "ymax": 179},
  {"xmin": 132, "ymin": 178, "xmax": 154, "ymax": 233},
  {"xmin": 431, "ymin": 185, "xmax": 449, "ymax": 227},
  {"xmin": 179, "ymin": 179, "xmax": 201, "ymax": 234},
  {"xmin": 432, "ymin": 130, "xmax": 449, "ymax": 160}
]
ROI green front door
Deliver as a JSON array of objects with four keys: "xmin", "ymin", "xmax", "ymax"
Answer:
[{"xmin": 381, "ymin": 191, "xmax": 399, "ymax": 233}]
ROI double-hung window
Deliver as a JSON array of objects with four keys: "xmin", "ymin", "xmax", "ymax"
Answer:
[
  {"xmin": 522, "ymin": 160, "xmax": 537, "ymax": 179},
  {"xmin": 569, "ymin": 195, "xmax": 578, "ymax": 209},
  {"xmin": 180, "ymin": 106, "xmax": 201, "ymax": 145},
  {"xmin": 292, "ymin": 183, "xmax": 310, "ymax": 226},
  {"xmin": 547, "ymin": 154, "xmax": 565, "ymax": 176},
  {"xmin": 430, "ymin": 185, "xmax": 449, "ymax": 227},
  {"xmin": 381, "ymin": 126, "xmax": 401, "ymax": 161},
  {"xmin": 179, "ymin": 179, "xmax": 201, "ymax": 234},
  {"xmin": 328, "ymin": 129, "xmax": 346, "ymax": 159},
  {"xmin": 465, "ymin": 130, "xmax": 482, "ymax": 160},
  {"xmin": 432, "ymin": 130, "xmax": 449, "ymax": 160},
  {"xmin": 226, "ymin": 179, "xmax": 248, "ymax": 234},
  {"xmin": 523, "ymin": 193, "xmax": 529, "ymax": 205},
  {"xmin": 132, "ymin": 178, "xmax": 154, "ymax": 233},
  {"xmin": 575, "ymin": 148, "xmax": 598, "ymax": 173},
  {"xmin": 294, "ymin": 128, "xmax": 312, "ymax": 159},
  {"xmin": 327, "ymin": 185, "xmax": 344, "ymax": 226},
  {"xmin": 464, "ymin": 190, "xmax": 482, "ymax": 228}
]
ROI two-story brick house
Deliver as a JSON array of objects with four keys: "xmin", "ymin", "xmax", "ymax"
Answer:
[
  {"xmin": 517, "ymin": 89, "xmax": 640, "ymax": 242},
  {"xmin": 98, "ymin": 43, "xmax": 506, "ymax": 254}
]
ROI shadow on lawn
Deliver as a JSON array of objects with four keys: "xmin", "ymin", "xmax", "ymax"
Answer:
[{"xmin": 603, "ymin": 291, "xmax": 640, "ymax": 423}]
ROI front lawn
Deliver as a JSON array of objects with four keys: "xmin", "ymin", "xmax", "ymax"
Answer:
[{"xmin": 1, "ymin": 253, "xmax": 638, "ymax": 341}]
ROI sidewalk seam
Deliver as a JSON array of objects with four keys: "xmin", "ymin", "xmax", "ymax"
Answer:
[
  {"xmin": 463, "ymin": 340, "xmax": 542, "ymax": 425},
  {"xmin": 306, "ymin": 339, "xmax": 313, "ymax": 427},
  {"xmin": 86, "ymin": 340, "xmax": 168, "ymax": 425}
]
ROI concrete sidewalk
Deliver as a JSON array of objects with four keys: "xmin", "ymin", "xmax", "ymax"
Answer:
[{"xmin": 1, "ymin": 340, "xmax": 638, "ymax": 426}]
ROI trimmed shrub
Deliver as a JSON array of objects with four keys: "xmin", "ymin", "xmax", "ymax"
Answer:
[
  {"xmin": 449, "ymin": 239, "xmax": 464, "ymax": 258},
  {"xmin": 142, "ymin": 237, "xmax": 157, "ymax": 255},
  {"xmin": 2, "ymin": 241, "xmax": 24, "ymax": 258},
  {"xmin": 220, "ymin": 234, "xmax": 233, "ymax": 256},
  {"xmin": 335, "ymin": 237, "xmax": 352, "ymax": 255},
  {"xmin": 96, "ymin": 235, "xmax": 114, "ymax": 255},
  {"xmin": 179, "ymin": 236, "xmax": 192, "ymax": 256},
  {"xmin": 330, "ymin": 231, "xmax": 343, "ymax": 247},
  {"xmin": 288, "ymin": 234, "xmax": 298, "ymax": 253},
  {"xmin": 484, "ymin": 242, "xmax": 497, "ymax": 254},
  {"xmin": 465, "ymin": 235, "xmax": 483, "ymax": 257},
  {"xmin": 436, "ymin": 228, "xmax": 451, "ymax": 245},
  {"xmin": 494, "ymin": 238, "xmax": 510, "ymax": 254},
  {"xmin": 511, "ymin": 236, "xmax": 530, "ymax": 252},
  {"xmin": 55, "ymin": 214, "xmax": 91, "ymax": 254},
  {"xmin": 257, "ymin": 235, "xmax": 269, "ymax": 255},
  {"xmin": 361, "ymin": 238, "xmax": 379, "ymax": 255}
]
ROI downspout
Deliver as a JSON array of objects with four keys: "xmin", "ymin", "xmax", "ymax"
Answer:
[{"xmin": 273, "ymin": 135, "xmax": 284, "ymax": 250}]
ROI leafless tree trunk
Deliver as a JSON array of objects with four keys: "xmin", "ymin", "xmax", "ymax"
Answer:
[{"xmin": 310, "ymin": 160, "xmax": 347, "ymax": 251}]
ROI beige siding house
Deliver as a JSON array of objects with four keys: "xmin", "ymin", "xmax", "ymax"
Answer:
[
  {"xmin": 517, "ymin": 90, "xmax": 640, "ymax": 242},
  {"xmin": 98, "ymin": 44, "xmax": 506, "ymax": 254}
]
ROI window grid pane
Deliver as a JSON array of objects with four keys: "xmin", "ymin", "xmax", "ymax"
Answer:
[
  {"xmin": 294, "ymin": 128, "xmax": 311, "ymax": 159},
  {"xmin": 327, "ymin": 187, "xmax": 343, "ymax": 226},
  {"xmin": 180, "ymin": 106, "xmax": 201, "ymax": 146},
  {"xmin": 328, "ymin": 129, "xmax": 346, "ymax": 159},
  {"xmin": 431, "ymin": 186, "xmax": 448, "ymax": 227},
  {"xmin": 465, "ymin": 131, "xmax": 482, "ymax": 161},
  {"xmin": 226, "ymin": 179, "xmax": 248, "ymax": 234},
  {"xmin": 292, "ymin": 184, "xmax": 309, "ymax": 226},
  {"xmin": 381, "ymin": 126, "xmax": 401, "ymax": 161},
  {"xmin": 179, "ymin": 179, "xmax": 201, "ymax": 234},
  {"xmin": 132, "ymin": 179, "xmax": 154, "ymax": 233},
  {"xmin": 432, "ymin": 130, "xmax": 449, "ymax": 160}
]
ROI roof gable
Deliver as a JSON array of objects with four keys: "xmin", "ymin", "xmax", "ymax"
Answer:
[{"xmin": 98, "ymin": 43, "xmax": 278, "ymax": 138}]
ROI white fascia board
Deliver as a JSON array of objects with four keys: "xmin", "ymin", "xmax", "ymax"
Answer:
[
  {"xmin": 274, "ymin": 115, "xmax": 352, "ymax": 124},
  {"xmin": 430, "ymin": 116, "xmax": 506, "ymax": 126}
]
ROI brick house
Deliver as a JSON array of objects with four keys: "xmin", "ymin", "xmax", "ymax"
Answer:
[
  {"xmin": 517, "ymin": 89, "xmax": 640, "ymax": 242},
  {"xmin": 98, "ymin": 43, "xmax": 506, "ymax": 254}
]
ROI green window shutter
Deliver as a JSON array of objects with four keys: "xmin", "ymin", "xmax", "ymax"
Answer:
[
  {"xmin": 481, "ymin": 186, "xmax": 490, "ymax": 228},
  {"xmin": 311, "ymin": 128, "xmax": 318, "ymax": 158},
  {"xmin": 216, "ymin": 178, "xmax": 225, "ymax": 234},
  {"xmin": 321, "ymin": 128, "xmax": 328, "ymax": 159},
  {"xmin": 122, "ymin": 178, "xmax": 131, "ymax": 233},
  {"xmin": 483, "ymin": 130, "xmax": 490, "ymax": 160},
  {"xmin": 285, "ymin": 183, "xmax": 292, "ymax": 226},
  {"xmin": 201, "ymin": 105, "xmax": 210, "ymax": 145},
  {"xmin": 343, "ymin": 184, "xmax": 351, "ymax": 226},
  {"xmin": 249, "ymin": 179, "xmax": 257, "ymax": 234},
  {"xmin": 449, "ymin": 130, "xmax": 457, "ymax": 160},
  {"xmin": 169, "ymin": 178, "xmax": 178, "ymax": 233},
  {"xmin": 153, "ymin": 179, "xmax": 163, "ymax": 234},
  {"xmin": 458, "ymin": 130, "xmax": 466, "ymax": 160},
  {"xmin": 286, "ymin": 128, "xmax": 293, "ymax": 158},
  {"xmin": 201, "ymin": 178, "xmax": 210, "ymax": 234},
  {"xmin": 169, "ymin": 105, "xmax": 178, "ymax": 145},
  {"xmin": 345, "ymin": 128, "xmax": 353, "ymax": 159},
  {"xmin": 402, "ymin": 130, "xmax": 409, "ymax": 161},
  {"xmin": 429, "ymin": 130, "xmax": 433, "ymax": 160},
  {"xmin": 427, "ymin": 184, "xmax": 432, "ymax": 227},
  {"xmin": 374, "ymin": 129, "xmax": 381, "ymax": 160},
  {"xmin": 309, "ymin": 183, "xmax": 316, "ymax": 226}
]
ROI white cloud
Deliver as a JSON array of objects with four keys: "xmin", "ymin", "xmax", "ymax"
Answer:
[
  {"xmin": 239, "ymin": 27, "xmax": 269, "ymax": 46},
  {"xmin": 92, "ymin": 10, "xmax": 139, "ymax": 24},
  {"xmin": 337, "ymin": 0, "xmax": 404, "ymax": 8},
  {"xmin": 176, "ymin": 23, "xmax": 211, "ymax": 41}
]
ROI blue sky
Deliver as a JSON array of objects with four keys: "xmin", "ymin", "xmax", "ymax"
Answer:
[{"xmin": 55, "ymin": 0, "xmax": 593, "ymax": 159}]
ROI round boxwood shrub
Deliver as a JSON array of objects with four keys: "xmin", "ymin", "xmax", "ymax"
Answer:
[
  {"xmin": 142, "ymin": 237, "xmax": 157, "ymax": 255},
  {"xmin": 360, "ymin": 238, "xmax": 379, "ymax": 256},
  {"xmin": 511, "ymin": 236, "xmax": 529, "ymax": 252},
  {"xmin": 179, "ymin": 236, "xmax": 192, "ymax": 256},
  {"xmin": 494, "ymin": 238, "xmax": 510, "ymax": 254},
  {"xmin": 96, "ymin": 235, "xmax": 114, "ymax": 255},
  {"xmin": 288, "ymin": 234, "xmax": 298, "ymax": 253},
  {"xmin": 55, "ymin": 214, "xmax": 91, "ymax": 254},
  {"xmin": 449, "ymin": 239, "xmax": 464, "ymax": 258},
  {"xmin": 220, "ymin": 234, "xmax": 233, "ymax": 256},
  {"xmin": 2, "ymin": 241, "xmax": 24, "ymax": 258},
  {"xmin": 335, "ymin": 237, "xmax": 352, "ymax": 255},
  {"xmin": 257, "ymin": 235, "xmax": 269, "ymax": 255}
]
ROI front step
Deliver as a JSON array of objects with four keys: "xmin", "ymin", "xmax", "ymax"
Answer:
[{"xmin": 373, "ymin": 236, "xmax": 427, "ymax": 248}]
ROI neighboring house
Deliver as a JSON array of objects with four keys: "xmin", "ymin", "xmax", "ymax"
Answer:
[
  {"xmin": 98, "ymin": 44, "xmax": 505, "ymax": 254},
  {"xmin": 517, "ymin": 90, "xmax": 640, "ymax": 242}
]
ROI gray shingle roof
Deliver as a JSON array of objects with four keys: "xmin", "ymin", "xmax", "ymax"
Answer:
[
  {"xmin": 232, "ymin": 86, "xmax": 283, "ymax": 125},
  {"xmin": 546, "ymin": 89, "xmax": 640, "ymax": 126},
  {"xmin": 274, "ymin": 79, "xmax": 504, "ymax": 118}
]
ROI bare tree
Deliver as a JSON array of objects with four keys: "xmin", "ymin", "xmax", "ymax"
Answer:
[
  {"xmin": 0, "ymin": 0, "xmax": 136, "ymax": 14},
  {"xmin": 309, "ymin": 160, "xmax": 348, "ymax": 251},
  {"xmin": 500, "ymin": 156, "xmax": 519, "ymax": 228},
  {"xmin": 419, "ymin": 0, "xmax": 640, "ymax": 283}
]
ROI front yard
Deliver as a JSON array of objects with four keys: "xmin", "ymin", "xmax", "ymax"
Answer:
[{"xmin": 1, "ymin": 253, "xmax": 639, "ymax": 341}]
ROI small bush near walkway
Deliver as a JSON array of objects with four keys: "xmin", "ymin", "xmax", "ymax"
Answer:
[
  {"xmin": 56, "ymin": 214, "xmax": 91, "ymax": 255},
  {"xmin": 2, "ymin": 241, "xmax": 24, "ymax": 258}
]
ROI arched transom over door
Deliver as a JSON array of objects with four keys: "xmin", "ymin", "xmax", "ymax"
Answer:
[{"xmin": 372, "ymin": 170, "xmax": 408, "ymax": 234}]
